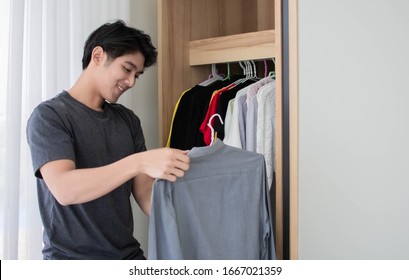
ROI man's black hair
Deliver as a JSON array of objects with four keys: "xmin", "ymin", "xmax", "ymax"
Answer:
[{"xmin": 82, "ymin": 20, "xmax": 157, "ymax": 70}]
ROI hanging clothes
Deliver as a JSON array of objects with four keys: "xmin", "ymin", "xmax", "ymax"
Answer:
[
  {"xmin": 167, "ymin": 76, "xmax": 244, "ymax": 150},
  {"xmin": 166, "ymin": 85, "xmax": 202, "ymax": 149},
  {"xmin": 244, "ymin": 76, "xmax": 275, "ymax": 151},
  {"xmin": 254, "ymin": 80, "xmax": 277, "ymax": 190},
  {"xmin": 212, "ymin": 79, "xmax": 255, "ymax": 141},
  {"xmin": 223, "ymin": 86, "xmax": 248, "ymax": 149},
  {"xmin": 148, "ymin": 139, "xmax": 276, "ymax": 260},
  {"xmin": 224, "ymin": 76, "xmax": 274, "ymax": 149},
  {"xmin": 199, "ymin": 84, "xmax": 235, "ymax": 145},
  {"xmin": 166, "ymin": 63, "xmax": 277, "ymax": 191},
  {"xmin": 166, "ymin": 87, "xmax": 194, "ymax": 148}
]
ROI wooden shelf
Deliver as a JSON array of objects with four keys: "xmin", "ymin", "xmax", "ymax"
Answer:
[{"xmin": 189, "ymin": 29, "xmax": 275, "ymax": 66}]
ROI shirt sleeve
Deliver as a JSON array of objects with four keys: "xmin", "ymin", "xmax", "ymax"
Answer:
[
  {"xmin": 148, "ymin": 179, "xmax": 184, "ymax": 259},
  {"xmin": 260, "ymin": 157, "xmax": 276, "ymax": 260},
  {"xmin": 26, "ymin": 104, "xmax": 75, "ymax": 178}
]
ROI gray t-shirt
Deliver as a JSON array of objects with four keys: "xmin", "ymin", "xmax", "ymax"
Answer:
[
  {"xmin": 26, "ymin": 91, "xmax": 146, "ymax": 259},
  {"xmin": 148, "ymin": 139, "xmax": 276, "ymax": 260}
]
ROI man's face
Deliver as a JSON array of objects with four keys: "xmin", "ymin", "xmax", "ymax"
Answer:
[{"xmin": 97, "ymin": 51, "xmax": 145, "ymax": 103}]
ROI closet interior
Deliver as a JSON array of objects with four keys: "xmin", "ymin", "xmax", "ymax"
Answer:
[{"xmin": 157, "ymin": 0, "xmax": 283, "ymax": 259}]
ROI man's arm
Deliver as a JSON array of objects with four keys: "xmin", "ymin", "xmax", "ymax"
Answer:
[
  {"xmin": 132, "ymin": 149, "xmax": 190, "ymax": 216},
  {"xmin": 132, "ymin": 174, "xmax": 153, "ymax": 216},
  {"xmin": 40, "ymin": 148, "xmax": 190, "ymax": 206}
]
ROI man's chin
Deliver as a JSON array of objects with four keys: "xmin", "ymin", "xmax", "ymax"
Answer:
[{"xmin": 105, "ymin": 96, "xmax": 120, "ymax": 104}]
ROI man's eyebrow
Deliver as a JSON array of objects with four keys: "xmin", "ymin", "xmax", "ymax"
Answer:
[
  {"xmin": 124, "ymin": 61, "xmax": 144, "ymax": 75},
  {"xmin": 124, "ymin": 61, "xmax": 136, "ymax": 68}
]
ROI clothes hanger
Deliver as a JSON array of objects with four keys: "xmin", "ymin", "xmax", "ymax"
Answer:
[
  {"xmin": 268, "ymin": 58, "xmax": 276, "ymax": 79},
  {"xmin": 199, "ymin": 64, "xmax": 224, "ymax": 86},
  {"xmin": 263, "ymin": 60, "xmax": 268, "ymax": 78},
  {"xmin": 250, "ymin": 60, "xmax": 261, "ymax": 80},
  {"xmin": 234, "ymin": 61, "xmax": 249, "ymax": 85},
  {"xmin": 248, "ymin": 60, "xmax": 256, "ymax": 79},
  {"xmin": 207, "ymin": 113, "xmax": 224, "ymax": 145},
  {"xmin": 244, "ymin": 60, "xmax": 259, "ymax": 82},
  {"xmin": 222, "ymin": 63, "xmax": 231, "ymax": 81},
  {"xmin": 245, "ymin": 61, "xmax": 252, "ymax": 78}
]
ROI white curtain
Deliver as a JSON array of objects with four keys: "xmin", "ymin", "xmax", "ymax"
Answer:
[{"xmin": 0, "ymin": 0, "xmax": 131, "ymax": 260}]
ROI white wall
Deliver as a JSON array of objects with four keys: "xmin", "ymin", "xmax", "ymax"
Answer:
[
  {"xmin": 129, "ymin": 0, "xmax": 159, "ymax": 150},
  {"xmin": 297, "ymin": 0, "xmax": 409, "ymax": 259},
  {"xmin": 128, "ymin": 0, "xmax": 159, "ymax": 256}
]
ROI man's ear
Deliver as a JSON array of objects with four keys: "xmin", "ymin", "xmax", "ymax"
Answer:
[{"xmin": 91, "ymin": 46, "xmax": 105, "ymax": 65}]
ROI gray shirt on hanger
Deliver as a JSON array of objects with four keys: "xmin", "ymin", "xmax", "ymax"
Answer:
[{"xmin": 148, "ymin": 139, "xmax": 276, "ymax": 260}]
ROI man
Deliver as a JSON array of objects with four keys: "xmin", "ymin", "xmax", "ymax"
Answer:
[{"xmin": 26, "ymin": 20, "xmax": 190, "ymax": 260}]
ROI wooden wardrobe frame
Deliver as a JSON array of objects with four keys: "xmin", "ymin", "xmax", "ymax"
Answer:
[
  {"xmin": 157, "ymin": 0, "xmax": 283, "ymax": 259},
  {"xmin": 288, "ymin": 0, "xmax": 298, "ymax": 261}
]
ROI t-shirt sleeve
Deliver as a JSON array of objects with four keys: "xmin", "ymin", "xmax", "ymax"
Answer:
[
  {"xmin": 120, "ymin": 106, "xmax": 147, "ymax": 153},
  {"xmin": 26, "ymin": 104, "xmax": 76, "ymax": 179},
  {"xmin": 132, "ymin": 113, "xmax": 147, "ymax": 153}
]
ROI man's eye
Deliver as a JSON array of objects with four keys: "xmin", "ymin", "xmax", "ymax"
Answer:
[{"xmin": 123, "ymin": 67, "xmax": 131, "ymax": 72}]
